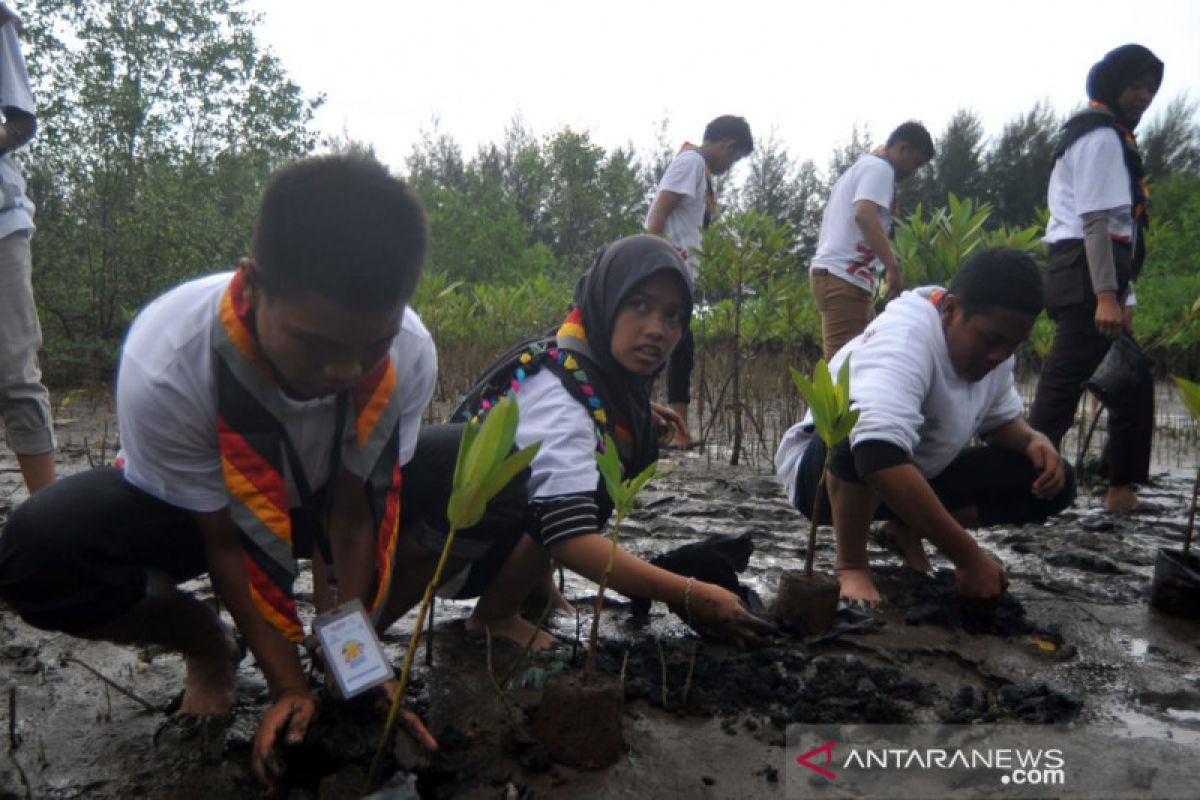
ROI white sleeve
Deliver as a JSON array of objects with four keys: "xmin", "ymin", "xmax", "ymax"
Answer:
[
  {"xmin": 851, "ymin": 159, "xmax": 894, "ymax": 209},
  {"xmin": 656, "ymin": 151, "xmax": 706, "ymax": 199},
  {"xmin": 116, "ymin": 350, "xmax": 228, "ymax": 512},
  {"xmin": 393, "ymin": 312, "xmax": 439, "ymax": 467},
  {"xmin": 0, "ymin": 25, "xmax": 35, "ymax": 114},
  {"xmin": 1070, "ymin": 129, "xmax": 1131, "ymax": 215},
  {"xmin": 845, "ymin": 323, "xmax": 933, "ymax": 456},
  {"xmin": 977, "ymin": 361, "xmax": 1024, "ymax": 435},
  {"xmin": 514, "ymin": 371, "xmax": 600, "ymax": 498}
]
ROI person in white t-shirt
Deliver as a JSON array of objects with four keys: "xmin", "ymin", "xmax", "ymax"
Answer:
[
  {"xmin": 0, "ymin": 6, "xmax": 54, "ymax": 493},
  {"xmin": 0, "ymin": 155, "xmax": 438, "ymax": 785},
  {"xmin": 1030, "ymin": 44, "xmax": 1162, "ymax": 513},
  {"xmin": 810, "ymin": 122, "xmax": 934, "ymax": 361},
  {"xmin": 645, "ymin": 115, "xmax": 754, "ymax": 447},
  {"xmin": 777, "ymin": 249, "xmax": 1074, "ymax": 608},
  {"xmin": 383, "ymin": 236, "xmax": 775, "ymax": 651}
]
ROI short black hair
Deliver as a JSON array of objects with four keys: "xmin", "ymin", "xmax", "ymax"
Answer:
[
  {"xmin": 252, "ymin": 154, "xmax": 428, "ymax": 309},
  {"xmin": 703, "ymin": 115, "xmax": 754, "ymax": 154},
  {"xmin": 886, "ymin": 121, "xmax": 935, "ymax": 160},
  {"xmin": 949, "ymin": 247, "xmax": 1044, "ymax": 318}
]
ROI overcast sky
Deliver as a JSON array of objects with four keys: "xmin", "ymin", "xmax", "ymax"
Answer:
[{"xmin": 247, "ymin": 0, "xmax": 1200, "ymax": 174}]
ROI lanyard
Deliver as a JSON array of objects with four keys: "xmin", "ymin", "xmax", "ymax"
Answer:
[{"xmin": 280, "ymin": 392, "xmax": 348, "ymax": 605}]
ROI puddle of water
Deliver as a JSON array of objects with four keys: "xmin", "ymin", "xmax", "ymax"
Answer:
[
  {"xmin": 1112, "ymin": 708, "xmax": 1200, "ymax": 746},
  {"xmin": 1128, "ymin": 638, "xmax": 1150, "ymax": 657}
]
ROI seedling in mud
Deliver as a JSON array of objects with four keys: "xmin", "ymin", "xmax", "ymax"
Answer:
[
  {"xmin": 368, "ymin": 396, "xmax": 541, "ymax": 789},
  {"xmin": 790, "ymin": 358, "xmax": 860, "ymax": 576},
  {"xmin": 1171, "ymin": 376, "xmax": 1200, "ymax": 559},
  {"xmin": 587, "ymin": 433, "xmax": 658, "ymax": 675}
]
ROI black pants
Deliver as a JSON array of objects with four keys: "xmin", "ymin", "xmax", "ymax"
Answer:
[
  {"xmin": 1029, "ymin": 304, "xmax": 1153, "ymax": 486},
  {"xmin": 0, "ymin": 468, "xmax": 208, "ymax": 635},
  {"xmin": 0, "ymin": 430, "xmax": 532, "ymax": 634},
  {"xmin": 793, "ymin": 438, "xmax": 1076, "ymax": 526},
  {"xmin": 665, "ymin": 327, "xmax": 694, "ymax": 405}
]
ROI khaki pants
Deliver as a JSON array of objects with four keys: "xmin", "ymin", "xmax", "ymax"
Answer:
[
  {"xmin": 810, "ymin": 269, "xmax": 875, "ymax": 362},
  {"xmin": 0, "ymin": 230, "xmax": 53, "ymax": 455}
]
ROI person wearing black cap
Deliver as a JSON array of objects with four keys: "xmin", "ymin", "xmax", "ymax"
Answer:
[{"xmin": 1030, "ymin": 43, "xmax": 1162, "ymax": 512}]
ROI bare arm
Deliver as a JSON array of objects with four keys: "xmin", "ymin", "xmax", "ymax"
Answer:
[
  {"xmin": 865, "ymin": 463, "xmax": 1007, "ymax": 598},
  {"xmin": 549, "ymin": 532, "xmax": 773, "ymax": 645},
  {"xmin": 853, "ymin": 199, "xmax": 902, "ymax": 298},
  {"xmin": 194, "ymin": 510, "xmax": 315, "ymax": 783},
  {"xmin": 983, "ymin": 417, "xmax": 1066, "ymax": 500},
  {"xmin": 646, "ymin": 190, "xmax": 686, "ymax": 236},
  {"xmin": 0, "ymin": 107, "xmax": 34, "ymax": 154}
]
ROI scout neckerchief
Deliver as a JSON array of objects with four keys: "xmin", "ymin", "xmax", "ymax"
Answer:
[
  {"xmin": 213, "ymin": 270, "xmax": 404, "ymax": 642},
  {"xmin": 452, "ymin": 306, "xmax": 648, "ymax": 472},
  {"xmin": 680, "ymin": 142, "xmax": 716, "ymax": 229},
  {"xmin": 1054, "ymin": 102, "xmax": 1151, "ymax": 276}
]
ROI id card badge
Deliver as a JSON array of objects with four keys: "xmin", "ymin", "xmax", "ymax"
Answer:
[{"xmin": 312, "ymin": 599, "xmax": 392, "ymax": 700}]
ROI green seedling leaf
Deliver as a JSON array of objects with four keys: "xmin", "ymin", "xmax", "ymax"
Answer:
[
  {"xmin": 448, "ymin": 395, "xmax": 542, "ymax": 530},
  {"xmin": 1172, "ymin": 376, "xmax": 1200, "ymax": 421}
]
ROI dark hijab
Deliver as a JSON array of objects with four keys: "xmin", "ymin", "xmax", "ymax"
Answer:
[
  {"xmin": 454, "ymin": 234, "xmax": 692, "ymax": 476},
  {"xmin": 568, "ymin": 235, "xmax": 693, "ymax": 467},
  {"xmin": 1055, "ymin": 44, "xmax": 1163, "ymax": 274},
  {"xmin": 1086, "ymin": 44, "xmax": 1164, "ymax": 128}
]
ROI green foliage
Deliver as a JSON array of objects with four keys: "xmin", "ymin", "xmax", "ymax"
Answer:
[
  {"xmin": 790, "ymin": 357, "xmax": 859, "ymax": 575},
  {"xmin": 789, "ymin": 359, "xmax": 859, "ymax": 448},
  {"xmin": 23, "ymin": 0, "xmax": 320, "ymax": 383},
  {"xmin": 1137, "ymin": 172, "xmax": 1200, "ymax": 348},
  {"xmin": 1173, "ymin": 376, "xmax": 1200, "ymax": 420},
  {"xmin": 595, "ymin": 434, "xmax": 659, "ymax": 519},
  {"xmin": 448, "ymin": 395, "xmax": 541, "ymax": 530}
]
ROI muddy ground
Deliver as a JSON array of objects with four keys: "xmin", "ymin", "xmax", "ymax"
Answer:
[{"xmin": 1, "ymin": 398, "xmax": 1199, "ymax": 799}]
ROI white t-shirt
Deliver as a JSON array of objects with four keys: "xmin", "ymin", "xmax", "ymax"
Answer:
[
  {"xmin": 645, "ymin": 148, "xmax": 708, "ymax": 278},
  {"xmin": 117, "ymin": 272, "xmax": 438, "ymax": 513},
  {"xmin": 0, "ymin": 22, "xmax": 36, "ymax": 239},
  {"xmin": 775, "ymin": 287, "xmax": 1024, "ymax": 504},
  {"xmin": 1045, "ymin": 127, "xmax": 1134, "ymax": 243},
  {"xmin": 811, "ymin": 154, "xmax": 896, "ymax": 293},
  {"xmin": 513, "ymin": 368, "xmax": 600, "ymax": 499}
]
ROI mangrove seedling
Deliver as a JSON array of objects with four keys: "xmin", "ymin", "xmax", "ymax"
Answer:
[
  {"xmin": 1171, "ymin": 376, "xmax": 1200, "ymax": 559},
  {"xmin": 790, "ymin": 357, "xmax": 860, "ymax": 576},
  {"xmin": 587, "ymin": 433, "xmax": 658, "ymax": 675},
  {"xmin": 368, "ymin": 395, "xmax": 541, "ymax": 789}
]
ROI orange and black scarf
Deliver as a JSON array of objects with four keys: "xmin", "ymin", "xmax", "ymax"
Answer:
[{"xmin": 213, "ymin": 270, "xmax": 403, "ymax": 642}]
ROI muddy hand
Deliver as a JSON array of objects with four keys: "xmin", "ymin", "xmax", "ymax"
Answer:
[
  {"xmin": 689, "ymin": 582, "xmax": 777, "ymax": 648},
  {"xmin": 650, "ymin": 401, "xmax": 686, "ymax": 445},
  {"xmin": 379, "ymin": 679, "xmax": 439, "ymax": 752},
  {"xmin": 252, "ymin": 688, "xmax": 317, "ymax": 785},
  {"xmin": 1026, "ymin": 433, "xmax": 1065, "ymax": 500},
  {"xmin": 955, "ymin": 553, "xmax": 1008, "ymax": 603}
]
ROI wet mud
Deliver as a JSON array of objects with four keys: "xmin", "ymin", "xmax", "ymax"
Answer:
[{"xmin": 1, "ymin": 405, "xmax": 1199, "ymax": 798}]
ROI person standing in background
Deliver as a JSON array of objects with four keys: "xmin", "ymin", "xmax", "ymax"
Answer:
[
  {"xmin": 1030, "ymin": 44, "xmax": 1162, "ymax": 512},
  {"xmin": 645, "ymin": 115, "xmax": 753, "ymax": 448},
  {"xmin": 809, "ymin": 122, "xmax": 934, "ymax": 362},
  {"xmin": 0, "ymin": 4, "xmax": 54, "ymax": 493}
]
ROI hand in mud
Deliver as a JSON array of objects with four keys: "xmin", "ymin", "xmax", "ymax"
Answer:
[
  {"xmin": 954, "ymin": 554, "xmax": 1008, "ymax": 604},
  {"xmin": 650, "ymin": 402, "xmax": 686, "ymax": 445},
  {"xmin": 1025, "ymin": 432, "xmax": 1065, "ymax": 500},
  {"xmin": 686, "ymin": 581, "xmax": 778, "ymax": 649},
  {"xmin": 378, "ymin": 679, "xmax": 439, "ymax": 752},
  {"xmin": 253, "ymin": 688, "xmax": 317, "ymax": 785}
]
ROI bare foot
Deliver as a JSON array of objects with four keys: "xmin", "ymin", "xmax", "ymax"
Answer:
[
  {"xmin": 836, "ymin": 568, "xmax": 882, "ymax": 607},
  {"xmin": 1104, "ymin": 485, "xmax": 1141, "ymax": 512},
  {"xmin": 879, "ymin": 521, "xmax": 932, "ymax": 572},
  {"xmin": 465, "ymin": 614, "xmax": 559, "ymax": 651},
  {"xmin": 178, "ymin": 630, "xmax": 238, "ymax": 715}
]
